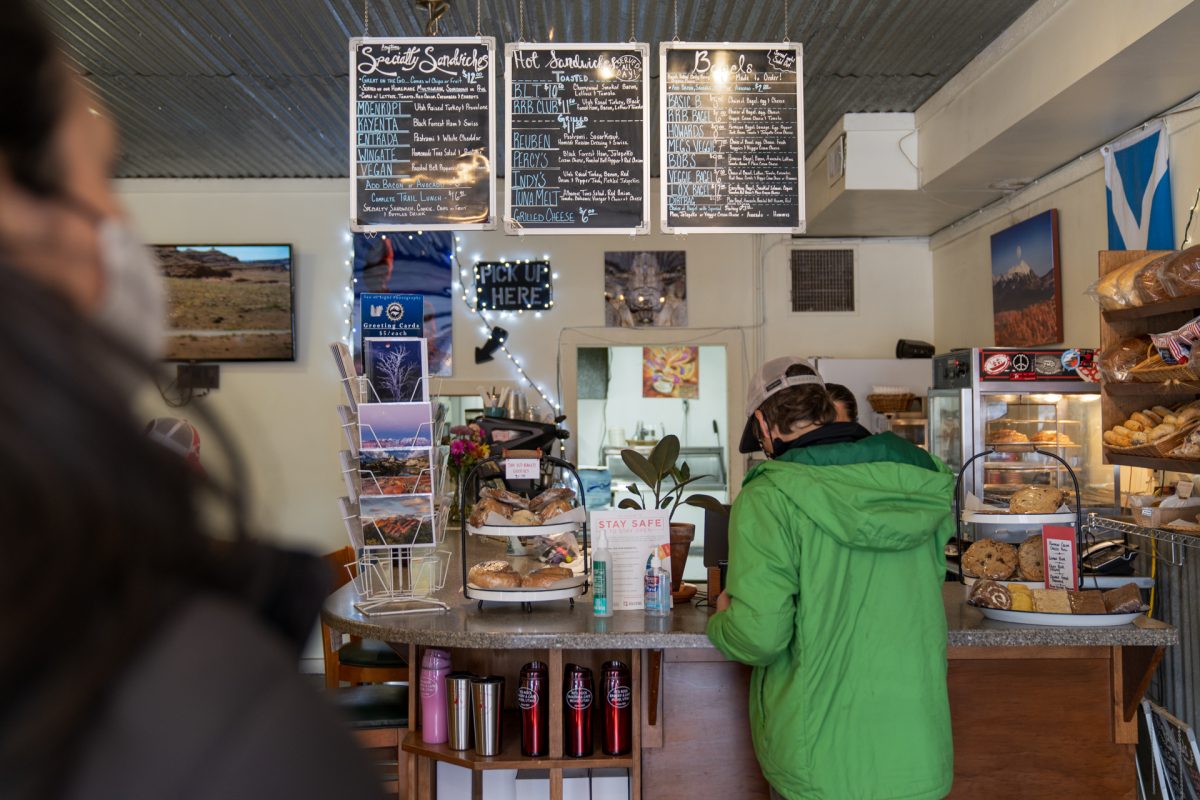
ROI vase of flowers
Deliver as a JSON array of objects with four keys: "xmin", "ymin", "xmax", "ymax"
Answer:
[{"xmin": 444, "ymin": 424, "xmax": 490, "ymax": 523}]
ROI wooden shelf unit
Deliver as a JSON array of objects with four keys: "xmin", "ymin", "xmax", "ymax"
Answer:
[
  {"xmin": 1098, "ymin": 250, "xmax": 1200, "ymax": 475},
  {"xmin": 401, "ymin": 644, "xmax": 642, "ymax": 800}
]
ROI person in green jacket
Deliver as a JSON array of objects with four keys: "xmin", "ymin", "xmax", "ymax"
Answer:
[{"xmin": 708, "ymin": 357, "xmax": 955, "ymax": 800}]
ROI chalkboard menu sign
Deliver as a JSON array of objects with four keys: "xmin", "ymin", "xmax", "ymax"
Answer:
[
  {"xmin": 350, "ymin": 37, "xmax": 497, "ymax": 231},
  {"xmin": 659, "ymin": 43, "xmax": 804, "ymax": 234},
  {"xmin": 474, "ymin": 261, "xmax": 553, "ymax": 311},
  {"xmin": 504, "ymin": 44, "xmax": 650, "ymax": 235}
]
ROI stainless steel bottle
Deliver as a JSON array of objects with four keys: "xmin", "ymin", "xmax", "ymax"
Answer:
[{"xmin": 471, "ymin": 675, "xmax": 504, "ymax": 757}]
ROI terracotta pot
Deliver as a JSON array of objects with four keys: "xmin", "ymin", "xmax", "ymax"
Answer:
[{"xmin": 668, "ymin": 522, "xmax": 695, "ymax": 592}]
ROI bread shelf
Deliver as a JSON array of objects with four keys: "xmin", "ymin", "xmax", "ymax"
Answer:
[
  {"xmin": 1104, "ymin": 453, "xmax": 1200, "ymax": 473},
  {"xmin": 1101, "ymin": 295, "xmax": 1200, "ymax": 322},
  {"xmin": 403, "ymin": 722, "xmax": 635, "ymax": 771},
  {"xmin": 1103, "ymin": 382, "xmax": 1200, "ymax": 397}
]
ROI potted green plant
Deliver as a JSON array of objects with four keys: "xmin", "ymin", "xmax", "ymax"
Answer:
[{"xmin": 618, "ymin": 435, "xmax": 727, "ymax": 594}]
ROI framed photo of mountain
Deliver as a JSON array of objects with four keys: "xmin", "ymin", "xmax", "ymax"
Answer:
[{"xmin": 990, "ymin": 210, "xmax": 1063, "ymax": 347}]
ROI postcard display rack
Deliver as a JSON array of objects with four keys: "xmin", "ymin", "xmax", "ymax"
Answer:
[
  {"xmin": 331, "ymin": 343, "xmax": 452, "ymax": 615},
  {"xmin": 460, "ymin": 452, "xmax": 591, "ymax": 610}
]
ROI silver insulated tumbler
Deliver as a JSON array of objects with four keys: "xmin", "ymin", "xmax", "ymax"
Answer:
[
  {"xmin": 471, "ymin": 676, "xmax": 504, "ymax": 756},
  {"xmin": 446, "ymin": 672, "xmax": 474, "ymax": 751}
]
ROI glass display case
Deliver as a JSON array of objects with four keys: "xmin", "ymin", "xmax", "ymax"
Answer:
[{"xmin": 931, "ymin": 349, "xmax": 1114, "ymax": 511}]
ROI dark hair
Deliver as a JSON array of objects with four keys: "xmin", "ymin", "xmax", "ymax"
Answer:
[
  {"xmin": 0, "ymin": 2, "xmax": 67, "ymax": 195},
  {"xmin": 759, "ymin": 364, "xmax": 837, "ymax": 435},
  {"xmin": 825, "ymin": 383, "xmax": 858, "ymax": 422}
]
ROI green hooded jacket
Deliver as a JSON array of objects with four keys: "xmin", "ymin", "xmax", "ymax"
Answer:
[{"xmin": 707, "ymin": 432, "xmax": 955, "ymax": 800}]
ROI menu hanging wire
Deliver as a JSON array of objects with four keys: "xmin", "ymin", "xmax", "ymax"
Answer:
[
  {"xmin": 362, "ymin": 0, "xmax": 369, "ymax": 35},
  {"xmin": 476, "ymin": 0, "xmax": 482, "ymax": 36},
  {"xmin": 783, "ymin": 0, "xmax": 790, "ymax": 43},
  {"xmin": 629, "ymin": 0, "xmax": 636, "ymax": 42},
  {"xmin": 672, "ymin": 0, "xmax": 679, "ymax": 41},
  {"xmin": 518, "ymin": 0, "xmax": 525, "ymax": 42}
]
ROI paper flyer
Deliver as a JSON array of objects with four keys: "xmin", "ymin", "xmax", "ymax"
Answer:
[{"xmin": 590, "ymin": 509, "xmax": 671, "ymax": 611}]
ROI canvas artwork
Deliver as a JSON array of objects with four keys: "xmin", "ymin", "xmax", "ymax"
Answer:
[
  {"xmin": 643, "ymin": 346, "xmax": 699, "ymax": 399},
  {"xmin": 156, "ymin": 245, "xmax": 295, "ymax": 361},
  {"xmin": 359, "ymin": 402, "xmax": 435, "ymax": 449},
  {"xmin": 990, "ymin": 210, "xmax": 1063, "ymax": 347},
  {"xmin": 359, "ymin": 448, "xmax": 434, "ymax": 496},
  {"xmin": 603, "ymin": 251, "xmax": 687, "ymax": 328},
  {"xmin": 364, "ymin": 338, "xmax": 428, "ymax": 403},
  {"xmin": 353, "ymin": 232, "xmax": 453, "ymax": 376},
  {"xmin": 359, "ymin": 494, "xmax": 436, "ymax": 546}
]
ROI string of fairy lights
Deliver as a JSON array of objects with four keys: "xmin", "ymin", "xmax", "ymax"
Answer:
[{"xmin": 340, "ymin": 231, "xmax": 561, "ymax": 414}]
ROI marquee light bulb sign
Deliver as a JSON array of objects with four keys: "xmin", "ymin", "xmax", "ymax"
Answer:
[{"xmin": 473, "ymin": 260, "xmax": 554, "ymax": 312}]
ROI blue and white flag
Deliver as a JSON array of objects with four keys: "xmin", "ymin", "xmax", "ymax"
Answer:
[{"xmin": 1104, "ymin": 120, "xmax": 1175, "ymax": 250}]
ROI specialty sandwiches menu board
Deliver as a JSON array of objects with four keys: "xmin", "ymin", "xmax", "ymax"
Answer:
[
  {"xmin": 350, "ymin": 37, "xmax": 497, "ymax": 231},
  {"xmin": 504, "ymin": 44, "xmax": 650, "ymax": 234},
  {"xmin": 659, "ymin": 43, "xmax": 804, "ymax": 234}
]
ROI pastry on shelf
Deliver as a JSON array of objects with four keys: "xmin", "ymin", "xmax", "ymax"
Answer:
[
  {"xmin": 1102, "ymin": 583, "xmax": 1143, "ymax": 614},
  {"xmin": 529, "ymin": 487, "xmax": 575, "ymax": 512},
  {"xmin": 537, "ymin": 497, "xmax": 575, "ymax": 522},
  {"xmin": 1067, "ymin": 590, "xmax": 1107, "ymax": 615},
  {"xmin": 1009, "ymin": 486, "xmax": 1065, "ymax": 515},
  {"xmin": 989, "ymin": 428, "xmax": 1029, "ymax": 445},
  {"xmin": 1008, "ymin": 583, "xmax": 1034, "ymax": 612},
  {"xmin": 510, "ymin": 509, "xmax": 541, "ymax": 525},
  {"xmin": 1031, "ymin": 588, "xmax": 1072, "ymax": 614},
  {"xmin": 522, "ymin": 565, "xmax": 574, "ymax": 588},
  {"xmin": 962, "ymin": 539, "xmax": 1018, "ymax": 580},
  {"xmin": 468, "ymin": 560, "xmax": 522, "ymax": 588},
  {"xmin": 468, "ymin": 497, "xmax": 513, "ymax": 527},
  {"xmin": 1031, "ymin": 430, "xmax": 1073, "ymax": 445},
  {"xmin": 968, "ymin": 579, "xmax": 1011, "ymax": 610},
  {"xmin": 1017, "ymin": 534, "xmax": 1045, "ymax": 580},
  {"xmin": 480, "ymin": 486, "xmax": 531, "ymax": 510}
]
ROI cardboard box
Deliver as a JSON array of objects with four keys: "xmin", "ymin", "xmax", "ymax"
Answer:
[
  {"xmin": 439, "ymin": 765, "xmax": 517, "ymax": 800},
  {"xmin": 1137, "ymin": 503, "xmax": 1200, "ymax": 529},
  {"xmin": 591, "ymin": 768, "xmax": 631, "ymax": 800}
]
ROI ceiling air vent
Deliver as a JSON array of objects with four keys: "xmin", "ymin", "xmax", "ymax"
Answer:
[{"xmin": 790, "ymin": 249, "xmax": 855, "ymax": 313}]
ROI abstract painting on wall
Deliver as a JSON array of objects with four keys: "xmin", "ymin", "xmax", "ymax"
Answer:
[
  {"xmin": 603, "ymin": 251, "xmax": 687, "ymax": 328},
  {"xmin": 643, "ymin": 346, "xmax": 699, "ymax": 399},
  {"xmin": 990, "ymin": 210, "xmax": 1063, "ymax": 347}
]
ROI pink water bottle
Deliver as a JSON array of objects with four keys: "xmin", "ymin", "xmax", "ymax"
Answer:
[{"xmin": 420, "ymin": 648, "xmax": 452, "ymax": 743}]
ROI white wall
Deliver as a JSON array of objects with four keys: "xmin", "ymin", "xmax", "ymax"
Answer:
[
  {"xmin": 118, "ymin": 178, "xmax": 934, "ymax": 556},
  {"xmin": 930, "ymin": 108, "xmax": 1200, "ymax": 351}
]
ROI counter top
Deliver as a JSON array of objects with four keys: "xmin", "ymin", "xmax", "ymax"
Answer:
[{"xmin": 322, "ymin": 581, "xmax": 1178, "ymax": 650}]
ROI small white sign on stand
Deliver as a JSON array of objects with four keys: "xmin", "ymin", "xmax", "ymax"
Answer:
[
  {"xmin": 590, "ymin": 509, "xmax": 671, "ymax": 610},
  {"xmin": 1042, "ymin": 525, "xmax": 1078, "ymax": 590},
  {"xmin": 505, "ymin": 458, "xmax": 540, "ymax": 481}
]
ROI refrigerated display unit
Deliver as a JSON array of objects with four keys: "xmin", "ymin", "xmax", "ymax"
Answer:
[{"xmin": 930, "ymin": 348, "xmax": 1113, "ymax": 511}]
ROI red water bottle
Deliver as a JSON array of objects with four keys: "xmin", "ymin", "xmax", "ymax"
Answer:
[
  {"xmin": 518, "ymin": 661, "xmax": 548, "ymax": 757},
  {"xmin": 563, "ymin": 663, "xmax": 594, "ymax": 757},
  {"xmin": 601, "ymin": 660, "xmax": 632, "ymax": 755}
]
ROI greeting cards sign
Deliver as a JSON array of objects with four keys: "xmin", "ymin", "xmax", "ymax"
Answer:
[
  {"xmin": 350, "ymin": 37, "xmax": 497, "ymax": 231},
  {"xmin": 590, "ymin": 509, "xmax": 671, "ymax": 610}
]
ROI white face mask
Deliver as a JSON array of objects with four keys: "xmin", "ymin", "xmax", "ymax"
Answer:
[{"xmin": 92, "ymin": 218, "xmax": 167, "ymax": 361}]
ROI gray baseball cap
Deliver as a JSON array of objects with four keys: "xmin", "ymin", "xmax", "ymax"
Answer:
[{"xmin": 738, "ymin": 356, "xmax": 825, "ymax": 453}]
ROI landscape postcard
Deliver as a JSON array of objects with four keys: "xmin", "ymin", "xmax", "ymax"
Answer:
[
  {"xmin": 359, "ymin": 448, "xmax": 433, "ymax": 495},
  {"xmin": 359, "ymin": 494, "xmax": 436, "ymax": 546},
  {"xmin": 358, "ymin": 402, "xmax": 434, "ymax": 449}
]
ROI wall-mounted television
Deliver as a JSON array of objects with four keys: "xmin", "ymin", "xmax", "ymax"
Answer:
[{"xmin": 153, "ymin": 244, "xmax": 296, "ymax": 362}]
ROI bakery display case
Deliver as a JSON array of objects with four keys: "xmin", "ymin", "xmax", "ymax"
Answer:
[
  {"xmin": 459, "ymin": 451, "xmax": 591, "ymax": 609},
  {"xmin": 931, "ymin": 348, "xmax": 1113, "ymax": 511}
]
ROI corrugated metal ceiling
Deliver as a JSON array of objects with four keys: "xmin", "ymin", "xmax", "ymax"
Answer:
[{"xmin": 42, "ymin": 0, "xmax": 1037, "ymax": 179}]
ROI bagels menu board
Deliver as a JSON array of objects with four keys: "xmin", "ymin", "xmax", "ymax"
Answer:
[
  {"xmin": 350, "ymin": 37, "xmax": 497, "ymax": 231},
  {"xmin": 660, "ymin": 43, "xmax": 804, "ymax": 234},
  {"xmin": 504, "ymin": 44, "xmax": 650, "ymax": 234}
]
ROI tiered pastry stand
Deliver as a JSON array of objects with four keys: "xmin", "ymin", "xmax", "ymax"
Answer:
[{"xmin": 459, "ymin": 451, "xmax": 590, "ymax": 611}]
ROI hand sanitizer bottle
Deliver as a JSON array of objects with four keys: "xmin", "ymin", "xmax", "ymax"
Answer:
[
  {"xmin": 644, "ymin": 551, "xmax": 670, "ymax": 617},
  {"xmin": 593, "ymin": 528, "xmax": 613, "ymax": 618}
]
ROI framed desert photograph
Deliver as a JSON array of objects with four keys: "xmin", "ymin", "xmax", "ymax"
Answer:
[
  {"xmin": 990, "ymin": 211, "xmax": 1063, "ymax": 347},
  {"xmin": 156, "ymin": 244, "xmax": 295, "ymax": 361}
]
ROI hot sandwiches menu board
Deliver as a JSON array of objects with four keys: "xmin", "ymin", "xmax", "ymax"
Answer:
[
  {"xmin": 659, "ymin": 43, "xmax": 804, "ymax": 234},
  {"xmin": 504, "ymin": 44, "xmax": 650, "ymax": 234},
  {"xmin": 350, "ymin": 37, "xmax": 497, "ymax": 231}
]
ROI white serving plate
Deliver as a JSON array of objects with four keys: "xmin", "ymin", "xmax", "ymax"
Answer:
[
  {"xmin": 466, "ymin": 520, "xmax": 582, "ymax": 537},
  {"xmin": 465, "ymin": 577, "xmax": 588, "ymax": 603},
  {"xmin": 960, "ymin": 511, "xmax": 1077, "ymax": 525},
  {"xmin": 962, "ymin": 575, "xmax": 1156, "ymax": 591},
  {"xmin": 975, "ymin": 606, "xmax": 1147, "ymax": 627}
]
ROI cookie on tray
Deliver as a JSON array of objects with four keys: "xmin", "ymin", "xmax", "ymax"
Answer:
[
  {"xmin": 961, "ymin": 539, "xmax": 1018, "ymax": 580},
  {"xmin": 1017, "ymin": 535, "xmax": 1044, "ymax": 581}
]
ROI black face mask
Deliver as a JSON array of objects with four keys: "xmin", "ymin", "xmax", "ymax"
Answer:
[{"xmin": 754, "ymin": 421, "xmax": 791, "ymax": 460}]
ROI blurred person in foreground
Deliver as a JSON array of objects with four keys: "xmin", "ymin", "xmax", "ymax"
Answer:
[
  {"xmin": 0, "ymin": 4, "xmax": 383, "ymax": 799},
  {"xmin": 707, "ymin": 358, "xmax": 955, "ymax": 800}
]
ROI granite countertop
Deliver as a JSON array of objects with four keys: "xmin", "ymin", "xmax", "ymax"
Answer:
[{"xmin": 323, "ymin": 578, "xmax": 1179, "ymax": 650}]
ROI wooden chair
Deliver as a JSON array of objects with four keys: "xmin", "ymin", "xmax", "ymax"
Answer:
[
  {"xmin": 332, "ymin": 683, "xmax": 409, "ymax": 799},
  {"xmin": 323, "ymin": 547, "xmax": 409, "ymax": 687}
]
